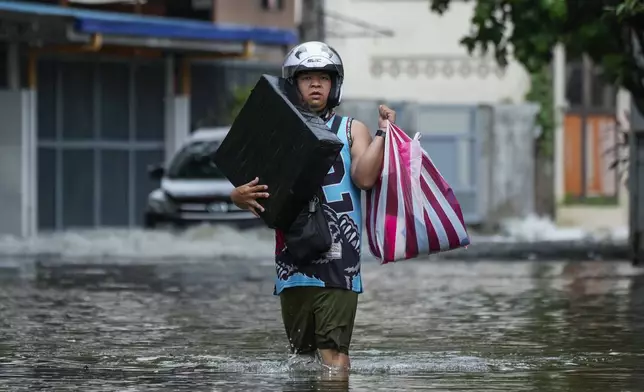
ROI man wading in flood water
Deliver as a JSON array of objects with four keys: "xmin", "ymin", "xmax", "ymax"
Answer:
[{"xmin": 230, "ymin": 41, "xmax": 396, "ymax": 372}]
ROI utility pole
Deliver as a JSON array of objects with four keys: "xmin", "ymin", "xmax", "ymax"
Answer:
[
  {"xmin": 299, "ymin": 0, "xmax": 325, "ymax": 42},
  {"xmin": 628, "ymin": 29, "xmax": 644, "ymax": 267},
  {"xmin": 552, "ymin": 43, "xmax": 566, "ymax": 212}
]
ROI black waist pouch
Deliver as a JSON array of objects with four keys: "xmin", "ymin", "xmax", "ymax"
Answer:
[{"xmin": 284, "ymin": 190, "xmax": 332, "ymax": 264}]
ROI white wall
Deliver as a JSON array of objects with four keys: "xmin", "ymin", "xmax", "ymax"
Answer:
[{"xmin": 325, "ymin": 0, "xmax": 530, "ymax": 104}]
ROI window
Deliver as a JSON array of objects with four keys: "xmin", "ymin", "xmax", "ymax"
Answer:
[
  {"xmin": 565, "ymin": 57, "xmax": 617, "ymax": 111},
  {"xmin": 167, "ymin": 141, "xmax": 226, "ymax": 180},
  {"xmin": 261, "ymin": 0, "xmax": 284, "ymax": 11},
  {"xmin": 565, "ymin": 63, "xmax": 582, "ymax": 107},
  {"xmin": 591, "ymin": 66, "xmax": 616, "ymax": 109}
]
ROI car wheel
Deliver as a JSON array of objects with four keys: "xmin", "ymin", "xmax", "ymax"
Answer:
[{"xmin": 143, "ymin": 214, "xmax": 157, "ymax": 229}]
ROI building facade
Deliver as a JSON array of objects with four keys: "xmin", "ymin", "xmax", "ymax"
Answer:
[
  {"xmin": 0, "ymin": 0, "xmax": 299, "ymax": 237},
  {"xmin": 325, "ymin": 0, "xmax": 629, "ymax": 230},
  {"xmin": 325, "ymin": 0, "xmax": 534, "ymax": 226},
  {"xmin": 553, "ymin": 51, "xmax": 631, "ymax": 231},
  {"xmin": 324, "ymin": 0, "xmax": 531, "ymax": 104}
]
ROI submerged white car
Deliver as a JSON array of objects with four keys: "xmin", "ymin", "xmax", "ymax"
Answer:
[{"xmin": 144, "ymin": 127, "xmax": 260, "ymax": 229}]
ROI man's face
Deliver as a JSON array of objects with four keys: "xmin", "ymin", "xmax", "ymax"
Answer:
[{"xmin": 295, "ymin": 71, "xmax": 332, "ymax": 112}]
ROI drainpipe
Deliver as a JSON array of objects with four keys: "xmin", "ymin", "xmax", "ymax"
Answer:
[{"xmin": 7, "ymin": 41, "xmax": 19, "ymax": 90}]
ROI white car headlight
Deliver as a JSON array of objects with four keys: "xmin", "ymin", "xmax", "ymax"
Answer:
[{"xmin": 147, "ymin": 189, "xmax": 176, "ymax": 213}]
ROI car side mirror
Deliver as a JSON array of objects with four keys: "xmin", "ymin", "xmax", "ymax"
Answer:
[{"xmin": 148, "ymin": 164, "xmax": 165, "ymax": 180}]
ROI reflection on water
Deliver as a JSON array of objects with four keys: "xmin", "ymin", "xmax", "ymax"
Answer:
[{"xmin": 0, "ymin": 258, "xmax": 643, "ymax": 391}]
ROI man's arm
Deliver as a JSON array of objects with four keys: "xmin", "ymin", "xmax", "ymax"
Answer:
[{"xmin": 349, "ymin": 120, "xmax": 384, "ymax": 190}]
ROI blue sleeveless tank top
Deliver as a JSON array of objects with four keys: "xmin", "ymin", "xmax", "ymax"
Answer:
[{"xmin": 273, "ymin": 114, "xmax": 363, "ymax": 295}]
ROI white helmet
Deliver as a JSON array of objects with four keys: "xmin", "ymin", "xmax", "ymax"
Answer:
[{"xmin": 282, "ymin": 41, "xmax": 344, "ymax": 108}]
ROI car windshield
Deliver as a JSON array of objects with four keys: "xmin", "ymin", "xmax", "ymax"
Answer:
[{"xmin": 166, "ymin": 140, "xmax": 226, "ymax": 180}]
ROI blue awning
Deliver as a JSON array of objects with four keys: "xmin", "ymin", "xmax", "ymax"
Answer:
[{"xmin": 0, "ymin": 1, "xmax": 298, "ymax": 46}]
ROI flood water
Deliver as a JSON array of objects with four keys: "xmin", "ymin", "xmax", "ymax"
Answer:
[{"xmin": 0, "ymin": 230, "xmax": 643, "ymax": 391}]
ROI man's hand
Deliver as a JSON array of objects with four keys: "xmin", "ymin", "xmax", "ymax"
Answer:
[
  {"xmin": 230, "ymin": 177, "xmax": 269, "ymax": 217},
  {"xmin": 377, "ymin": 105, "xmax": 396, "ymax": 130}
]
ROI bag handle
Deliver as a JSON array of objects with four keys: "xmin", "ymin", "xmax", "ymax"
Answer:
[{"xmin": 329, "ymin": 114, "xmax": 342, "ymax": 135}]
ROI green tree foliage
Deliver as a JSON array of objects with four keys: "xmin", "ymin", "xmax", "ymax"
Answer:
[{"xmin": 428, "ymin": 0, "xmax": 644, "ymax": 112}]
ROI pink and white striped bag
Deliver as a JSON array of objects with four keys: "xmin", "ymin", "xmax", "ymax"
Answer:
[{"xmin": 365, "ymin": 121, "xmax": 470, "ymax": 264}]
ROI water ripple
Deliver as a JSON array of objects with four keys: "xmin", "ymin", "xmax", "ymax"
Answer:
[{"xmin": 0, "ymin": 257, "xmax": 643, "ymax": 391}]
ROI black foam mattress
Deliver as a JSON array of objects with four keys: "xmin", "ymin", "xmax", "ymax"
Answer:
[{"xmin": 213, "ymin": 74, "xmax": 344, "ymax": 231}]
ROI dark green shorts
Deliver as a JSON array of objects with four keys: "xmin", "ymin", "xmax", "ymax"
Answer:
[{"xmin": 279, "ymin": 286, "xmax": 358, "ymax": 355}]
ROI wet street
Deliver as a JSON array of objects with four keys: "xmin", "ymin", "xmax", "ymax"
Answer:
[{"xmin": 0, "ymin": 252, "xmax": 642, "ymax": 391}]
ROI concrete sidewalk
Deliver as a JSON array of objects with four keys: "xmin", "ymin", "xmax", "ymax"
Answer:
[{"xmin": 0, "ymin": 224, "xmax": 633, "ymax": 263}]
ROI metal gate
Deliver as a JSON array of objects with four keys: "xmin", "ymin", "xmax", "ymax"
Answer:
[
  {"xmin": 414, "ymin": 104, "xmax": 482, "ymax": 223},
  {"xmin": 337, "ymin": 101, "xmax": 483, "ymax": 224},
  {"xmin": 37, "ymin": 57, "xmax": 166, "ymax": 230},
  {"xmin": 190, "ymin": 60, "xmax": 281, "ymax": 129}
]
